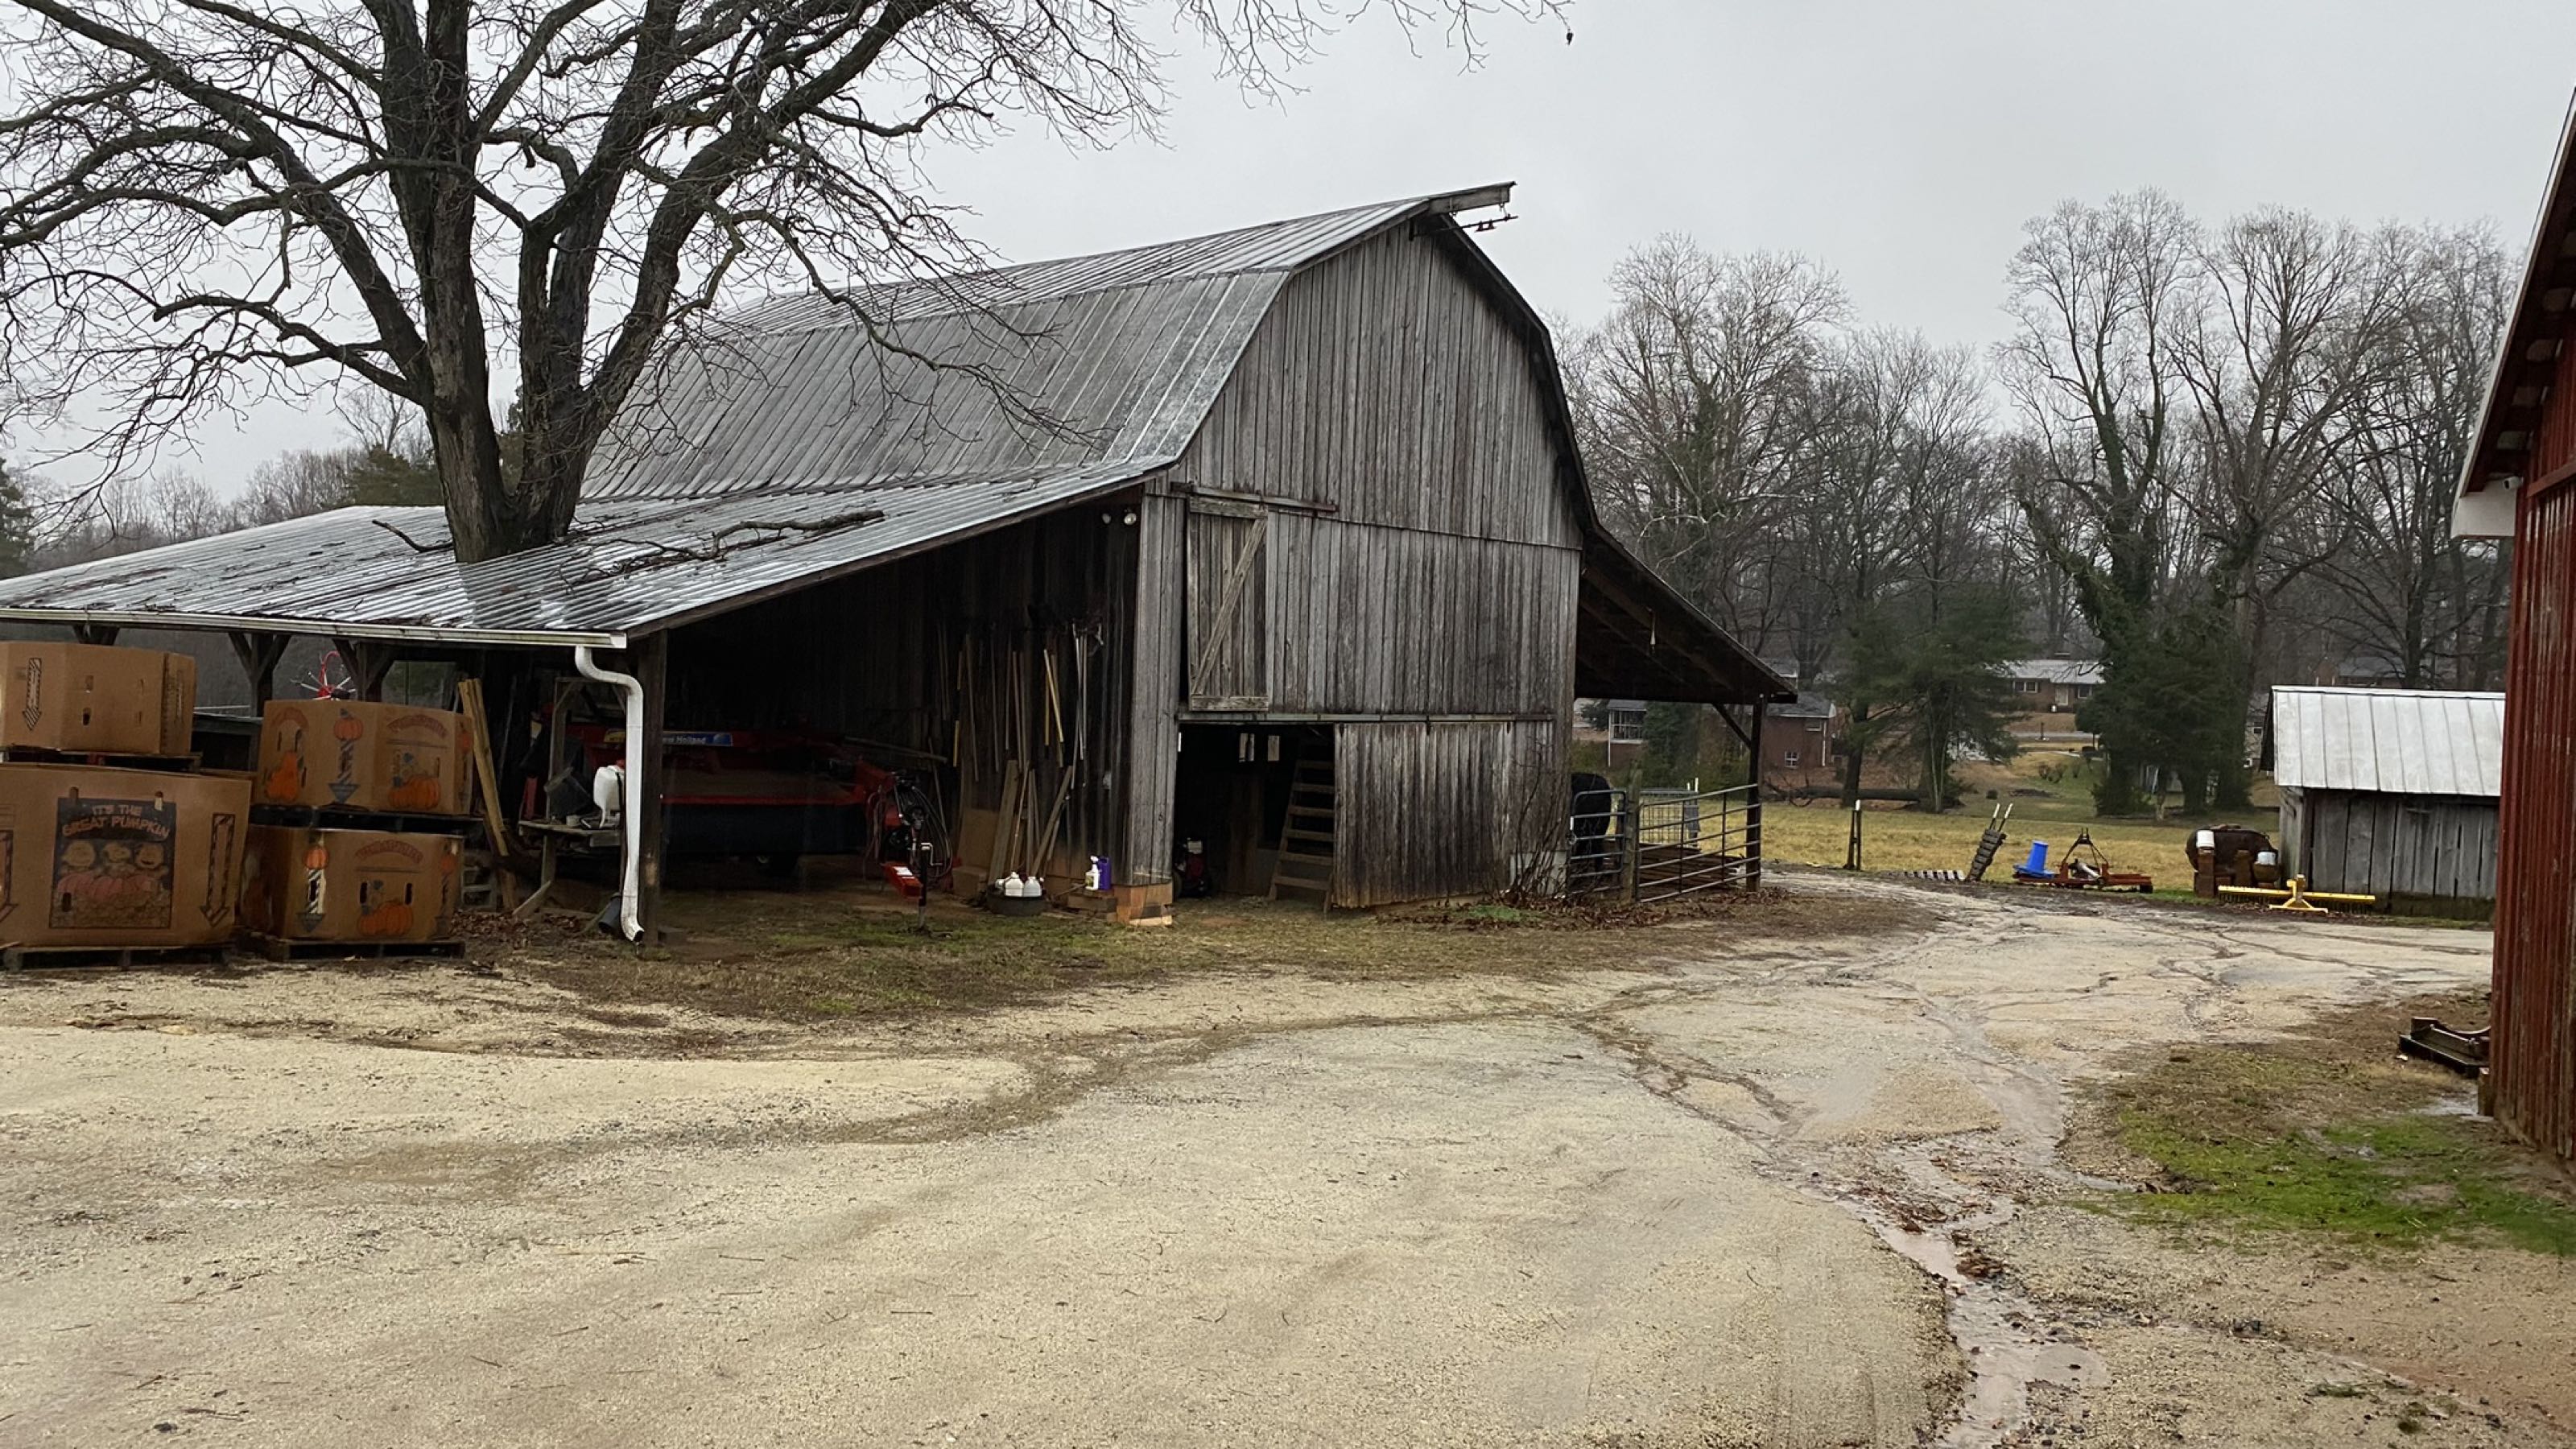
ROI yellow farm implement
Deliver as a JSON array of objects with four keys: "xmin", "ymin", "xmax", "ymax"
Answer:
[{"xmin": 2216, "ymin": 875, "xmax": 2379, "ymax": 914}]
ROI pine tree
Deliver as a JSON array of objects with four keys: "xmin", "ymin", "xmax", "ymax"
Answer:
[{"xmin": 0, "ymin": 460, "xmax": 39, "ymax": 577}]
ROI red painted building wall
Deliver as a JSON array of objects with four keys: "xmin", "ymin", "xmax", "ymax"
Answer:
[{"xmin": 2494, "ymin": 382, "xmax": 2576, "ymax": 1162}]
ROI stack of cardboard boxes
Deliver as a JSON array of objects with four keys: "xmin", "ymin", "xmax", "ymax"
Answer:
[
  {"xmin": 0, "ymin": 642, "xmax": 249, "ymax": 962},
  {"xmin": 240, "ymin": 698, "xmax": 471, "ymax": 952},
  {"xmin": 0, "ymin": 643, "xmax": 479, "ymax": 962}
]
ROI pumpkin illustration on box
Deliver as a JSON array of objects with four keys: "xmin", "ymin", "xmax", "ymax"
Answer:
[
  {"xmin": 357, "ymin": 877, "xmax": 415, "ymax": 938},
  {"xmin": 384, "ymin": 713, "xmax": 453, "ymax": 813},
  {"xmin": 264, "ymin": 708, "xmax": 308, "ymax": 803},
  {"xmin": 355, "ymin": 836, "xmax": 429, "ymax": 938},
  {"xmin": 328, "ymin": 708, "xmax": 365, "ymax": 804},
  {"xmin": 386, "ymin": 749, "xmax": 443, "ymax": 811}
]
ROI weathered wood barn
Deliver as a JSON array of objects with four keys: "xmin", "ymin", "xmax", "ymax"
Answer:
[
  {"xmin": 2456, "ymin": 109, "xmax": 2576, "ymax": 1162},
  {"xmin": 2266, "ymin": 687, "xmax": 2504, "ymax": 918},
  {"xmin": 0, "ymin": 186, "xmax": 1787, "ymax": 924}
]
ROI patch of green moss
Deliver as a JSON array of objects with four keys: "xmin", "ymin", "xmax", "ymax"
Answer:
[{"xmin": 2104, "ymin": 1024, "xmax": 2576, "ymax": 1256}]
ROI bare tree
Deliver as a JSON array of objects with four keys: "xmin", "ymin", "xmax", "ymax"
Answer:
[
  {"xmin": 2173, "ymin": 208, "xmax": 2401, "ymax": 708},
  {"xmin": 2312, "ymin": 225, "xmax": 2515, "ymax": 689},
  {"xmin": 0, "ymin": 0, "xmax": 1565, "ymax": 563},
  {"xmin": 1570, "ymin": 237, "xmax": 1845, "ymax": 646},
  {"xmin": 237, "ymin": 448, "xmax": 365, "ymax": 526},
  {"xmin": 1796, "ymin": 331, "xmax": 2000, "ymax": 806},
  {"xmin": 1998, "ymin": 190, "xmax": 2201, "ymax": 811}
]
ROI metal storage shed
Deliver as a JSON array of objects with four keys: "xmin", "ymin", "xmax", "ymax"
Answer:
[
  {"xmin": 2267, "ymin": 687, "xmax": 2504, "ymax": 916},
  {"xmin": 0, "ymin": 185, "xmax": 1789, "ymax": 926}
]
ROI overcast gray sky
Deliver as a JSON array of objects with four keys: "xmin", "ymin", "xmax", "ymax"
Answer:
[{"xmin": 171, "ymin": 0, "xmax": 2576, "ymax": 493}]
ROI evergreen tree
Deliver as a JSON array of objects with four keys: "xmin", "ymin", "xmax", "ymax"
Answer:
[
  {"xmin": 1847, "ymin": 585, "xmax": 2026, "ymax": 811},
  {"xmin": 0, "ymin": 460, "xmax": 37, "ymax": 577}
]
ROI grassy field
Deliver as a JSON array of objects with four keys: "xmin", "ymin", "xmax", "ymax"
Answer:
[{"xmin": 1761, "ymin": 750, "xmax": 2279, "ymax": 882}]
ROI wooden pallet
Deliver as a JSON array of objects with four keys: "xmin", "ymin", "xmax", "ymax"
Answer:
[
  {"xmin": 0, "ymin": 942, "xmax": 230, "ymax": 972},
  {"xmin": 0, "ymin": 745, "xmax": 200, "ymax": 772},
  {"xmin": 249, "ymin": 803, "xmax": 473, "ymax": 836},
  {"xmin": 241, "ymin": 934, "xmax": 468, "ymax": 963}
]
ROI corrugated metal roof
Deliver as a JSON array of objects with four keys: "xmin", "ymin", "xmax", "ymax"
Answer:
[
  {"xmin": 0, "ymin": 189, "xmax": 1496, "ymax": 643},
  {"xmin": 585, "ymin": 196, "xmax": 1443, "ymax": 503},
  {"xmin": 0, "ymin": 469, "xmax": 1137, "ymax": 646},
  {"xmin": 721, "ymin": 197, "xmax": 1433, "ymax": 333},
  {"xmin": 2268, "ymin": 686, "xmax": 2506, "ymax": 798}
]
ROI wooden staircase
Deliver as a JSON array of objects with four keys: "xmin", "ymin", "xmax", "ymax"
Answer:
[{"xmin": 1269, "ymin": 755, "xmax": 1337, "ymax": 903}]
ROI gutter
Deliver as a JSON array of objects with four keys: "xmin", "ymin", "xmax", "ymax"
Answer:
[{"xmin": 573, "ymin": 645, "xmax": 646, "ymax": 943}]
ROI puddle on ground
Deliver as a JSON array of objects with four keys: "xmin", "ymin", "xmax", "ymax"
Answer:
[{"xmin": 1865, "ymin": 1197, "xmax": 2106, "ymax": 1448}]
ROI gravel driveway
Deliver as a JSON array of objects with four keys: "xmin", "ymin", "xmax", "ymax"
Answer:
[{"xmin": 2, "ymin": 875, "xmax": 2549, "ymax": 1447}]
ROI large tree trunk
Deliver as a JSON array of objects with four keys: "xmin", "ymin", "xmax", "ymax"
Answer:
[
  {"xmin": 1839, "ymin": 702, "xmax": 1870, "ymax": 808},
  {"xmin": 430, "ymin": 402, "xmax": 526, "ymax": 564},
  {"xmin": 432, "ymin": 405, "xmax": 588, "ymax": 564}
]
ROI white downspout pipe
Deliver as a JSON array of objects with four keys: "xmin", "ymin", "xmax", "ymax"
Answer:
[{"xmin": 573, "ymin": 645, "xmax": 645, "ymax": 942}]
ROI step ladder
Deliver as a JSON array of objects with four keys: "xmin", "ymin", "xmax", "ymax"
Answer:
[
  {"xmin": 1269, "ymin": 755, "xmax": 1336, "ymax": 903},
  {"xmin": 461, "ymin": 848, "xmax": 502, "ymax": 911}
]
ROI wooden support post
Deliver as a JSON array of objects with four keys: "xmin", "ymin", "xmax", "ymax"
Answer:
[
  {"xmin": 631, "ymin": 633, "xmax": 669, "ymax": 947},
  {"xmin": 228, "ymin": 631, "xmax": 289, "ymax": 707},
  {"xmin": 71, "ymin": 623, "xmax": 120, "ymax": 646},
  {"xmin": 1620, "ymin": 799, "xmax": 1641, "ymax": 905},
  {"xmin": 1746, "ymin": 702, "xmax": 1765, "ymax": 890},
  {"xmin": 334, "ymin": 636, "xmax": 395, "ymax": 700},
  {"xmin": 456, "ymin": 676, "xmax": 518, "ymax": 859},
  {"xmin": 1117, "ymin": 492, "xmax": 1185, "ymax": 887}
]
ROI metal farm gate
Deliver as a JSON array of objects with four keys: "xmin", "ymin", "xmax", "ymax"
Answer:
[{"xmin": 1566, "ymin": 783, "xmax": 1762, "ymax": 904}]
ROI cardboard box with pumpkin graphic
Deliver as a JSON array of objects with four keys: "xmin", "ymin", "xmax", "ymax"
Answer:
[
  {"xmin": 254, "ymin": 699, "xmax": 469, "ymax": 816},
  {"xmin": 0, "ymin": 763, "xmax": 250, "ymax": 946},
  {"xmin": 0, "ymin": 642, "xmax": 197, "ymax": 756},
  {"xmin": 241, "ymin": 825, "xmax": 462, "ymax": 943}
]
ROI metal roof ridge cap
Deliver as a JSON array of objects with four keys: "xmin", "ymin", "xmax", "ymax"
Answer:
[
  {"xmin": 719, "ymin": 191, "xmax": 1480, "ymax": 334},
  {"xmin": 728, "ymin": 264, "xmax": 1307, "ymax": 340}
]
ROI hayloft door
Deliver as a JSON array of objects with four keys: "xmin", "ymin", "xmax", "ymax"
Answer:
[{"xmin": 1184, "ymin": 501, "xmax": 1269, "ymax": 711}]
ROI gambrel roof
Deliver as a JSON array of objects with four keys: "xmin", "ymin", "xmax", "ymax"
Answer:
[
  {"xmin": 0, "ymin": 186, "xmax": 1788, "ymax": 703},
  {"xmin": 0, "ymin": 193, "xmax": 1494, "ymax": 645}
]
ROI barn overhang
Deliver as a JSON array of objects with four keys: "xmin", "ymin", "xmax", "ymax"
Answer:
[
  {"xmin": 1573, "ymin": 534, "xmax": 1792, "ymax": 708},
  {"xmin": 0, "ymin": 469, "xmax": 1142, "ymax": 648},
  {"xmin": 2458, "ymin": 97, "xmax": 2576, "ymax": 536}
]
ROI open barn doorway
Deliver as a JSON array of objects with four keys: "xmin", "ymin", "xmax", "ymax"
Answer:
[{"xmin": 1172, "ymin": 723, "xmax": 1331, "ymax": 897}]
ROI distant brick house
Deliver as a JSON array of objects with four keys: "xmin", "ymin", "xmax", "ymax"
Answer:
[
  {"xmin": 1763, "ymin": 693, "xmax": 1839, "ymax": 787},
  {"xmin": 2004, "ymin": 658, "xmax": 2102, "ymax": 712}
]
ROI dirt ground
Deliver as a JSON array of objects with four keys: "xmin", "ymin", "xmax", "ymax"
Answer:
[{"xmin": 2, "ymin": 873, "xmax": 2565, "ymax": 1447}]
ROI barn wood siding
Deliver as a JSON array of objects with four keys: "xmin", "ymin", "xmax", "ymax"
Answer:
[
  {"xmin": 1172, "ymin": 225, "xmax": 1583, "ymax": 723},
  {"xmin": 1121, "ymin": 490, "xmax": 1188, "ymax": 885},
  {"xmin": 664, "ymin": 507, "xmax": 1134, "ymax": 871},
  {"xmin": 1178, "ymin": 227, "xmax": 1581, "ymax": 549},
  {"xmin": 2496, "ymin": 475, "xmax": 2576, "ymax": 1159},
  {"xmin": 2298, "ymin": 790, "xmax": 2498, "ymax": 915},
  {"xmin": 1157, "ymin": 224, "xmax": 1604, "ymax": 901},
  {"xmin": 2279, "ymin": 788, "xmax": 2309, "ymax": 880},
  {"xmin": 1331, "ymin": 719, "xmax": 1564, "ymax": 907},
  {"xmin": 1257, "ymin": 513, "xmax": 1579, "ymax": 716}
]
